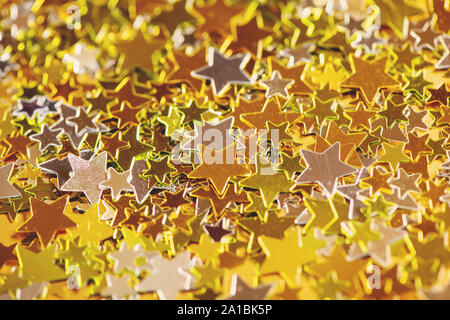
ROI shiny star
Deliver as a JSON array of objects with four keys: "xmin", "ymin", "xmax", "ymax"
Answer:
[
  {"xmin": 191, "ymin": 48, "xmax": 251, "ymax": 96},
  {"xmin": 295, "ymin": 143, "xmax": 357, "ymax": 195},
  {"xmin": 61, "ymin": 151, "xmax": 108, "ymax": 204}
]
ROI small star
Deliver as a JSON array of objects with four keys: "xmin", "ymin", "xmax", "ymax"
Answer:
[
  {"xmin": 259, "ymin": 70, "xmax": 294, "ymax": 99},
  {"xmin": 29, "ymin": 124, "xmax": 63, "ymax": 152}
]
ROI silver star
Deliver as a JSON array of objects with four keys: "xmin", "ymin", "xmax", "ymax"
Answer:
[
  {"xmin": 279, "ymin": 44, "xmax": 314, "ymax": 67},
  {"xmin": 259, "ymin": 70, "xmax": 294, "ymax": 99},
  {"xmin": 135, "ymin": 251, "xmax": 193, "ymax": 300},
  {"xmin": 102, "ymin": 274, "xmax": 137, "ymax": 300},
  {"xmin": 60, "ymin": 151, "xmax": 108, "ymax": 204},
  {"xmin": 191, "ymin": 48, "xmax": 251, "ymax": 96},
  {"xmin": 295, "ymin": 142, "xmax": 358, "ymax": 195},
  {"xmin": 346, "ymin": 217, "xmax": 406, "ymax": 267}
]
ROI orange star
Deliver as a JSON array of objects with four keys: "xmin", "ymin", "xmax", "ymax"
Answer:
[
  {"xmin": 112, "ymin": 101, "xmax": 142, "ymax": 129},
  {"xmin": 360, "ymin": 167, "xmax": 393, "ymax": 196},
  {"xmin": 4, "ymin": 135, "xmax": 33, "ymax": 157},
  {"xmin": 188, "ymin": 144, "xmax": 251, "ymax": 195},
  {"xmin": 341, "ymin": 56, "xmax": 400, "ymax": 105},
  {"xmin": 17, "ymin": 197, "xmax": 77, "ymax": 247},
  {"xmin": 346, "ymin": 102, "xmax": 377, "ymax": 130},
  {"xmin": 115, "ymin": 31, "xmax": 165, "ymax": 72},
  {"xmin": 241, "ymin": 100, "xmax": 300, "ymax": 129},
  {"xmin": 404, "ymin": 132, "xmax": 432, "ymax": 160}
]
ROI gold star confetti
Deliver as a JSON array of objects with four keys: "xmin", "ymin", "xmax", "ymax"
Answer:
[{"xmin": 0, "ymin": 0, "xmax": 449, "ymax": 302}]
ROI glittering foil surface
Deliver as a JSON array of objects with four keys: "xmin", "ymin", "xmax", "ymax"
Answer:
[{"xmin": 0, "ymin": 0, "xmax": 450, "ymax": 300}]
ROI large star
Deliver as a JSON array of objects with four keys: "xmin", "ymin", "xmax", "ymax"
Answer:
[
  {"xmin": 295, "ymin": 142, "xmax": 357, "ymax": 195},
  {"xmin": 60, "ymin": 151, "xmax": 108, "ymax": 204},
  {"xmin": 17, "ymin": 197, "xmax": 76, "ymax": 247},
  {"xmin": 340, "ymin": 56, "xmax": 400, "ymax": 105},
  {"xmin": 191, "ymin": 48, "xmax": 251, "ymax": 96}
]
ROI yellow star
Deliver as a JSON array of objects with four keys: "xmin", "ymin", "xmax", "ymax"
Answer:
[
  {"xmin": 188, "ymin": 233, "xmax": 223, "ymax": 263},
  {"xmin": 191, "ymin": 261, "xmax": 224, "ymax": 290},
  {"xmin": 67, "ymin": 203, "xmax": 114, "ymax": 246},
  {"xmin": 17, "ymin": 245, "xmax": 67, "ymax": 283},
  {"xmin": 258, "ymin": 228, "xmax": 325, "ymax": 286},
  {"xmin": 378, "ymin": 142, "xmax": 411, "ymax": 170},
  {"xmin": 239, "ymin": 155, "xmax": 291, "ymax": 206},
  {"xmin": 342, "ymin": 218, "xmax": 382, "ymax": 252},
  {"xmin": 157, "ymin": 106, "xmax": 185, "ymax": 137},
  {"xmin": 311, "ymin": 63, "xmax": 348, "ymax": 90}
]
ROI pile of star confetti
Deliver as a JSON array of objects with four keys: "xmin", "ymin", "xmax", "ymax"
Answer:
[{"xmin": 1, "ymin": 0, "xmax": 450, "ymax": 300}]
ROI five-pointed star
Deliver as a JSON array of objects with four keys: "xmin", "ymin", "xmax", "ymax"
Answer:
[
  {"xmin": 102, "ymin": 274, "xmax": 135, "ymax": 300},
  {"xmin": 258, "ymin": 228, "xmax": 325, "ymax": 286},
  {"xmin": 188, "ymin": 144, "xmax": 250, "ymax": 195},
  {"xmin": 29, "ymin": 124, "xmax": 62, "ymax": 152},
  {"xmin": 68, "ymin": 203, "xmax": 114, "ymax": 246},
  {"xmin": 16, "ymin": 245, "xmax": 67, "ymax": 283},
  {"xmin": 295, "ymin": 142, "xmax": 357, "ymax": 195},
  {"xmin": 279, "ymin": 45, "xmax": 313, "ymax": 67},
  {"xmin": 388, "ymin": 168, "xmax": 421, "ymax": 198},
  {"xmin": 0, "ymin": 162, "xmax": 21, "ymax": 199},
  {"xmin": 239, "ymin": 155, "xmax": 292, "ymax": 207},
  {"xmin": 157, "ymin": 106, "xmax": 185, "ymax": 136},
  {"xmin": 17, "ymin": 197, "xmax": 76, "ymax": 247},
  {"xmin": 346, "ymin": 217, "xmax": 406, "ymax": 267},
  {"xmin": 61, "ymin": 151, "xmax": 108, "ymax": 204},
  {"xmin": 259, "ymin": 70, "xmax": 294, "ymax": 99},
  {"xmin": 99, "ymin": 167, "xmax": 133, "ymax": 201},
  {"xmin": 340, "ymin": 55, "xmax": 400, "ymax": 104},
  {"xmin": 135, "ymin": 251, "xmax": 193, "ymax": 300},
  {"xmin": 191, "ymin": 48, "xmax": 252, "ymax": 96},
  {"xmin": 378, "ymin": 142, "xmax": 410, "ymax": 170}
]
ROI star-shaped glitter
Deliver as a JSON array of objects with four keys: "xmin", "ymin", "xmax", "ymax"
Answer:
[
  {"xmin": 29, "ymin": 124, "xmax": 62, "ymax": 152},
  {"xmin": 295, "ymin": 142, "xmax": 357, "ymax": 195},
  {"xmin": 191, "ymin": 48, "xmax": 252, "ymax": 96},
  {"xmin": 387, "ymin": 168, "xmax": 421, "ymax": 199},
  {"xmin": 188, "ymin": 144, "xmax": 250, "ymax": 195},
  {"xmin": 340, "ymin": 56, "xmax": 400, "ymax": 104},
  {"xmin": 17, "ymin": 197, "xmax": 76, "ymax": 247},
  {"xmin": 259, "ymin": 70, "xmax": 294, "ymax": 99},
  {"xmin": 239, "ymin": 155, "xmax": 292, "ymax": 207},
  {"xmin": 14, "ymin": 99, "xmax": 44, "ymax": 118},
  {"xmin": 99, "ymin": 168, "xmax": 133, "ymax": 201},
  {"xmin": 60, "ymin": 151, "xmax": 108, "ymax": 204},
  {"xmin": 135, "ymin": 251, "xmax": 193, "ymax": 300}
]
